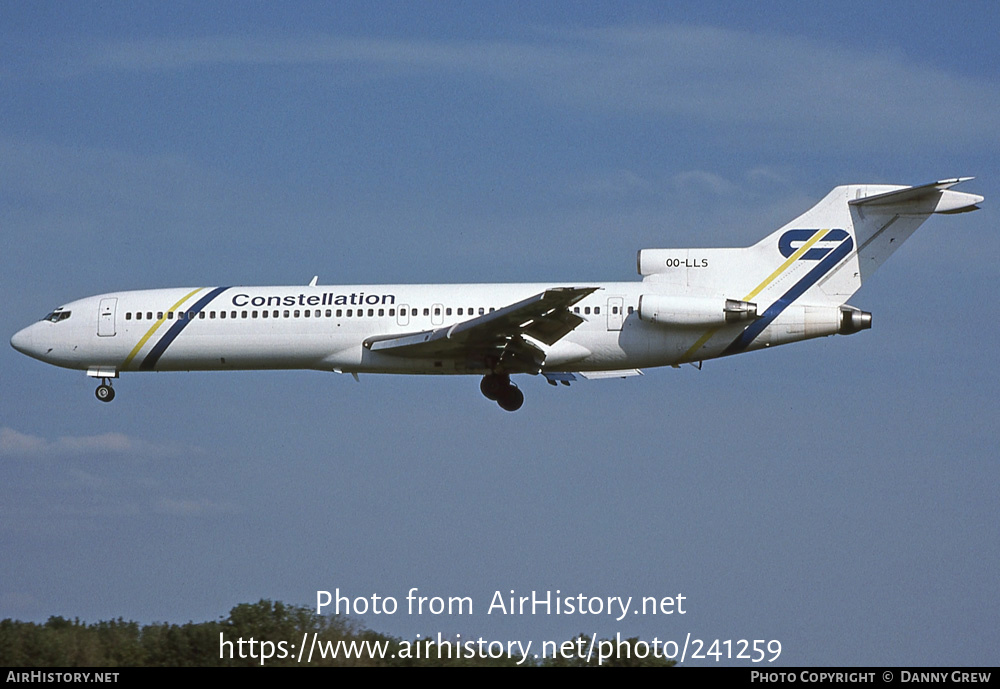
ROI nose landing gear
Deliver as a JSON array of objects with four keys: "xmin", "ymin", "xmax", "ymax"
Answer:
[
  {"xmin": 480, "ymin": 374, "xmax": 524, "ymax": 412},
  {"xmin": 95, "ymin": 379, "xmax": 115, "ymax": 402}
]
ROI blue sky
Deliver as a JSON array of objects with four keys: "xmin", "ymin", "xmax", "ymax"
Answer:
[{"xmin": 2, "ymin": 2, "xmax": 998, "ymax": 666}]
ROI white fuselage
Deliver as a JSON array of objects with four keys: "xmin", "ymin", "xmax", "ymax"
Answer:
[{"xmin": 12, "ymin": 282, "xmax": 742, "ymax": 377}]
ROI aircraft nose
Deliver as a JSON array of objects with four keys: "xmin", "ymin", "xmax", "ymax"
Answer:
[
  {"xmin": 10, "ymin": 326, "xmax": 34, "ymax": 355},
  {"xmin": 10, "ymin": 324, "xmax": 47, "ymax": 361}
]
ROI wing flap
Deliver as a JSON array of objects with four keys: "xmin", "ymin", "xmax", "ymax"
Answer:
[
  {"xmin": 521, "ymin": 308, "xmax": 587, "ymax": 345},
  {"xmin": 578, "ymin": 369, "xmax": 644, "ymax": 380},
  {"xmin": 542, "ymin": 369, "xmax": 644, "ymax": 385}
]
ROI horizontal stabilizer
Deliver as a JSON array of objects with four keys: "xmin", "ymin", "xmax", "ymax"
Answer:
[{"xmin": 849, "ymin": 177, "xmax": 983, "ymax": 214}]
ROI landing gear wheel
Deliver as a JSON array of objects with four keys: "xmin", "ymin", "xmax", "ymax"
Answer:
[
  {"xmin": 480, "ymin": 374, "xmax": 508, "ymax": 401},
  {"xmin": 95, "ymin": 384, "xmax": 115, "ymax": 402},
  {"xmin": 496, "ymin": 384, "xmax": 524, "ymax": 412}
]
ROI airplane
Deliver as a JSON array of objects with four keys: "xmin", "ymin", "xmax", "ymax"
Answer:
[{"xmin": 10, "ymin": 178, "xmax": 983, "ymax": 411}]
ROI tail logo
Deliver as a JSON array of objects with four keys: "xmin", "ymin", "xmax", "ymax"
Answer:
[
  {"xmin": 779, "ymin": 229, "xmax": 850, "ymax": 260},
  {"xmin": 721, "ymin": 229, "xmax": 855, "ymax": 356}
]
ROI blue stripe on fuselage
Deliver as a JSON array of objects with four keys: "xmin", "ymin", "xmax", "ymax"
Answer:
[{"xmin": 139, "ymin": 286, "xmax": 231, "ymax": 370}]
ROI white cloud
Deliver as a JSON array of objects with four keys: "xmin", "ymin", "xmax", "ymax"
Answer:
[
  {"xmin": 668, "ymin": 170, "xmax": 742, "ymax": 197},
  {"xmin": 0, "ymin": 427, "xmax": 190, "ymax": 459},
  {"xmin": 569, "ymin": 169, "xmax": 658, "ymax": 198},
  {"xmin": 35, "ymin": 25, "xmax": 998, "ymax": 151},
  {"xmin": 153, "ymin": 498, "xmax": 237, "ymax": 516}
]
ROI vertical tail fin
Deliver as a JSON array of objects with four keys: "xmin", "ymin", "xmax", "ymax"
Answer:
[
  {"xmin": 756, "ymin": 177, "xmax": 983, "ymax": 304},
  {"xmin": 638, "ymin": 178, "xmax": 982, "ymax": 360}
]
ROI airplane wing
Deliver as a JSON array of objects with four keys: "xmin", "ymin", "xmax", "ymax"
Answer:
[{"xmin": 364, "ymin": 287, "xmax": 598, "ymax": 372}]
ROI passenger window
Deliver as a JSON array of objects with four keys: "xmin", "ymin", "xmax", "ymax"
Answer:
[
  {"xmin": 445, "ymin": 307, "xmax": 452, "ymax": 316},
  {"xmin": 252, "ymin": 311, "xmax": 258, "ymax": 318},
  {"xmin": 199, "ymin": 311, "xmax": 206, "ymax": 318},
  {"xmin": 479, "ymin": 308, "xmax": 485, "ymax": 315},
  {"xmin": 389, "ymin": 308, "xmax": 395, "ymax": 317},
  {"xmin": 584, "ymin": 307, "xmax": 591, "ymax": 314},
  {"xmin": 242, "ymin": 311, "xmax": 247, "ymax": 318},
  {"xmin": 423, "ymin": 308, "xmax": 430, "ymax": 316},
  {"xmin": 210, "ymin": 311, "xmax": 216, "ymax": 319},
  {"xmin": 284, "ymin": 310, "xmax": 290, "ymax": 318},
  {"xmin": 158, "ymin": 312, "xmax": 164, "ymax": 319},
  {"xmin": 272, "ymin": 310, "xmax": 278, "ymax": 318},
  {"xmin": 262, "ymin": 310, "xmax": 269, "ymax": 318},
  {"xmin": 326, "ymin": 309, "xmax": 332, "ymax": 317},
  {"xmin": 167, "ymin": 312, "xmax": 174, "ymax": 319},
  {"xmin": 347, "ymin": 309, "xmax": 352, "ymax": 317},
  {"xmin": 294, "ymin": 310, "xmax": 300, "ymax": 317},
  {"xmin": 628, "ymin": 306, "xmax": 634, "ymax": 314},
  {"xmin": 231, "ymin": 311, "xmax": 237, "ymax": 319},
  {"xmin": 368, "ymin": 308, "xmax": 374, "ymax": 317},
  {"xmin": 220, "ymin": 311, "xmax": 226, "ymax": 319},
  {"xmin": 378, "ymin": 308, "xmax": 384, "ymax": 317},
  {"xmin": 573, "ymin": 307, "xmax": 580, "ymax": 314},
  {"xmin": 126, "ymin": 312, "xmax": 132, "ymax": 320},
  {"xmin": 147, "ymin": 313, "xmax": 152, "ymax": 320},
  {"xmin": 457, "ymin": 308, "xmax": 463, "ymax": 316},
  {"xmin": 595, "ymin": 307, "xmax": 600, "ymax": 314}
]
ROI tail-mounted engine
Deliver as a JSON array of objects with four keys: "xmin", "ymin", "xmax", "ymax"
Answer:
[
  {"xmin": 839, "ymin": 306, "xmax": 872, "ymax": 334},
  {"xmin": 638, "ymin": 294, "xmax": 758, "ymax": 327}
]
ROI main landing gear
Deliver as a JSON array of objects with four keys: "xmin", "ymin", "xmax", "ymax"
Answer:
[
  {"xmin": 95, "ymin": 379, "xmax": 115, "ymax": 403},
  {"xmin": 480, "ymin": 374, "xmax": 524, "ymax": 412}
]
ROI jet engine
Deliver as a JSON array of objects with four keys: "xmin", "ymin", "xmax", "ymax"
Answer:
[
  {"xmin": 638, "ymin": 294, "xmax": 757, "ymax": 327},
  {"xmin": 839, "ymin": 306, "xmax": 872, "ymax": 334}
]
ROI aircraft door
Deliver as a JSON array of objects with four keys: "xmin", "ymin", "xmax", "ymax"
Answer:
[
  {"xmin": 98, "ymin": 298, "xmax": 117, "ymax": 337},
  {"xmin": 431, "ymin": 303, "xmax": 444, "ymax": 326},
  {"xmin": 397, "ymin": 304, "xmax": 410, "ymax": 327},
  {"xmin": 607, "ymin": 297, "xmax": 624, "ymax": 331}
]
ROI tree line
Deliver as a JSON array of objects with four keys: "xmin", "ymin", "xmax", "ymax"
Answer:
[{"xmin": 0, "ymin": 600, "xmax": 673, "ymax": 667}]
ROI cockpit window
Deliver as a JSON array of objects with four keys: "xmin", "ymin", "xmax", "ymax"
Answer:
[{"xmin": 43, "ymin": 310, "xmax": 71, "ymax": 323}]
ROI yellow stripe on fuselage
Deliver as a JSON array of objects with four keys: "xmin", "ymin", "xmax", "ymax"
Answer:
[
  {"xmin": 677, "ymin": 229, "xmax": 831, "ymax": 362},
  {"xmin": 122, "ymin": 288, "xmax": 205, "ymax": 369}
]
